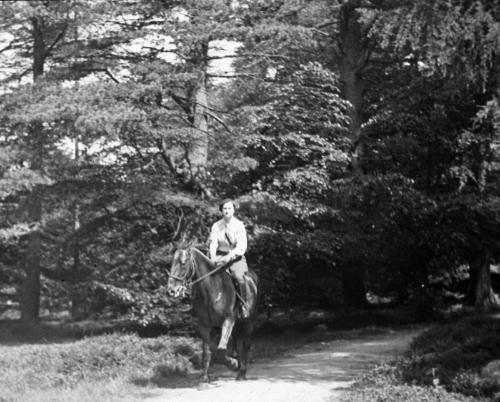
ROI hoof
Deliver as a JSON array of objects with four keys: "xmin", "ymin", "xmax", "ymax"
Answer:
[
  {"xmin": 226, "ymin": 357, "xmax": 239, "ymax": 372},
  {"xmin": 236, "ymin": 372, "xmax": 247, "ymax": 381},
  {"xmin": 200, "ymin": 374, "xmax": 211, "ymax": 383}
]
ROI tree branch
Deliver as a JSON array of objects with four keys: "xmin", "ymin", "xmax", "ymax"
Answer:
[
  {"xmin": 157, "ymin": 137, "xmax": 181, "ymax": 177},
  {"xmin": 205, "ymin": 109, "xmax": 233, "ymax": 135},
  {"xmin": 81, "ymin": 68, "xmax": 120, "ymax": 83},
  {"xmin": 206, "ymin": 52, "xmax": 291, "ymax": 61},
  {"xmin": 141, "ymin": 46, "xmax": 189, "ymax": 60},
  {"xmin": 0, "ymin": 41, "xmax": 13, "ymax": 54},
  {"xmin": 167, "ymin": 90, "xmax": 192, "ymax": 116},
  {"xmin": 316, "ymin": 20, "xmax": 337, "ymax": 30},
  {"xmin": 207, "ymin": 73, "xmax": 273, "ymax": 82},
  {"xmin": 172, "ymin": 207, "xmax": 184, "ymax": 241},
  {"xmin": 0, "ymin": 66, "xmax": 32, "ymax": 84},
  {"xmin": 43, "ymin": 24, "xmax": 68, "ymax": 60},
  {"xmin": 165, "ymin": 91, "xmax": 234, "ymax": 116},
  {"xmin": 310, "ymin": 28, "xmax": 332, "ymax": 37}
]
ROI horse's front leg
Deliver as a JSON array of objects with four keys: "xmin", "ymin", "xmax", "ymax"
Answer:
[
  {"xmin": 235, "ymin": 332, "xmax": 251, "ymax": 380},
  {"xmin": 215, "ymin": 318, "xmax": 238, "ymax": 371},
  {"xmin": 199, "ymin": 327, "xmax": 212, "ymax": 382}
]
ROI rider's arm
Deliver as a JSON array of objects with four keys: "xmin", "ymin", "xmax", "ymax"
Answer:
[
  {"xmin": 208, "ymin": 223, "xmax": 218, "ymax": 261},
  {"xmin": 227, "ymin": 221, "xmax": 247, "ymax": 259}
]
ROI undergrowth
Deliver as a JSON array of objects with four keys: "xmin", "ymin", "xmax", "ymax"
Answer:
[
  {"xmin": 402, "ymin": 315, "xmax": 500, "ymax": 399},
  {"xmin": 0, "ymin": 333, "xmax": 200, "ymax": 401},
  {"xmin": 340, "ymin": 315, "xmax": 500, "ymax": 402},
  {"xmin": 338, "ymin": 364, "xmax": 478, "ymax": 402}
]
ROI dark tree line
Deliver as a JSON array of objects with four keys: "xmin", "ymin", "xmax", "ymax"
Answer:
[{"xmin": 0, "ymin": 0, "xmax": 499, "ymax": 323}]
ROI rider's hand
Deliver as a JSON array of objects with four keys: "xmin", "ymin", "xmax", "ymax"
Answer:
[{"xmin": 220, "ymin": 254, "xmax": 232, "ymax": 264}]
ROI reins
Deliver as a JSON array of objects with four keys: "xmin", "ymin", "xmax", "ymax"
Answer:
[
  {"xmin": 167, "ymin": 250, "xmax": 239, "ymax": 287},
  {"xmin": 190, "ymin": 260, "xmax": 231, "ymax": 285}
]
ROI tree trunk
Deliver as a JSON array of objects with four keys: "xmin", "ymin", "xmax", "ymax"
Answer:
[
  {"xmin": 21, "ymin": 17, "xmax": 46, "ymax": 322},
  {"xmin": 341, "ymin": 267, "xmax": 368, "ymax": 310},
  {"xmin": 471, "ymin": 250, "xmax": 498, "ymax": 311},
  {"xmin": 21, "ymin": 184, "xmax": 42, "ymax": 321},
  {"xmin": 70, "ymin": 138, "xmax": 83, "ymax": 319},
  {"xmin": 188, "ymin": 68, "xmax": 209, "ymax": 185},
  {"xmin": 186, "ymin": 39, "xmax": 212, "ymax": 198},
  {"xmin": 335, "ymin": 2, "xmax": 370, "ymax": 309},
  {"xmin": 337, "ymin": 2, "xmax": 367, "ymax": 175}
]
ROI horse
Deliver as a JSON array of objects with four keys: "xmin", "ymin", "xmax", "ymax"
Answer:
[{"xmin": 167, "ymin": 247, "xmax": 259, "ymax": 382}]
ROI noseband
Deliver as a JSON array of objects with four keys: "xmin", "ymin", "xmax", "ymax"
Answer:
[{"xmin": 167, "ymin": 250, "xmax": 196, "ymax": 287}]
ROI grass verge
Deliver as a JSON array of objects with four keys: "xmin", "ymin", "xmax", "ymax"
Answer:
[
  {"xmin": 0, "ymin": 332, "xmax": 200, "ymax": 401},
  {"xmin": 339, "ymin": 315, "xmax": 500, "ymax": 402},
  {"xmin": 337, "ymin": 364, "xmax": 478, "ymax": 402}
]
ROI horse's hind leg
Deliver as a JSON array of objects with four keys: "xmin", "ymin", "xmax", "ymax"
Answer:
[{"xmin": 235, "ymin": 330, "xmax": 252, "ymax": 380}]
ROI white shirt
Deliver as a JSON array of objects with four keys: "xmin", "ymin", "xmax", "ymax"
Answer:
[{"xmin": 208, "ymin": 217, "xmax": 247, "ymax": 260}]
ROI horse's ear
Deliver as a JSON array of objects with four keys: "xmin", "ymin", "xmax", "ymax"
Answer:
[{"xmin": 177, "ymin": 232, "xmax": 191, "ymax": 249}]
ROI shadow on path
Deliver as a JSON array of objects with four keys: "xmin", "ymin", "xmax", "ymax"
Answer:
[{"xmin": 143, "ymin": 327, "xmax": 423, "ymax": 402}]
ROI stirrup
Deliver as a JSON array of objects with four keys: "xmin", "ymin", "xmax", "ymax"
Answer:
[{"xmin": 239, "ymin": 301, "xmax": 250, "ymax": 318}]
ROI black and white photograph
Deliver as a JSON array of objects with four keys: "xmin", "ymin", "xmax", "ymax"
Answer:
[{"xmin": 0, "ymin": 1, "xmax": 499, "ymax": 401}]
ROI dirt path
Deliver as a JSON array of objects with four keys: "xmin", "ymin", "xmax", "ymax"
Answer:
[{"xmin": 144, "ymin": 327, "xmax": 422, "ymax": 402}]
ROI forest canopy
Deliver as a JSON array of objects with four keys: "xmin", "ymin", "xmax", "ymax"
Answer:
[{"xmin": 1, "ymin": 0, "xmax": 499, "ymax": 323}]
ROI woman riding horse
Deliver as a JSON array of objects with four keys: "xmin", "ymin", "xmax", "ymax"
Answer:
[
  {"xmin": 167, "ymin": 200, "xmax": 259, "ymax": 381},
  {"xmin": 208, "ymin": 199, "xmax": 250, "ymax": 318}
]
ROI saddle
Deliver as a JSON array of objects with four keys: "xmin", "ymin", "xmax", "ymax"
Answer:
[
  {"xmin": 224, "ymin": 265, "xmax": 249, "ymax": 317},
  {"xmin": 216, "ymin": 252, "xmax": 249, "ymax": 317}
]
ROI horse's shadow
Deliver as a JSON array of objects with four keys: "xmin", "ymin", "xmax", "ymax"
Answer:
[
  {"xmin": 131, "ymin": 368, "xmax": 199, "ymax": 389},
  {"xmin": 130, "ymin": 350, "xmax": 231, "ymax": 389}
]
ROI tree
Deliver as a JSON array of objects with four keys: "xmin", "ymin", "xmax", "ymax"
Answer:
[
  {"xmin": 1, "ymin": 0, "xmax": 284, "ymax": 319},
  {"xmin": 221, "ymin": 60, "xmax": 353, "ymax": 307},
  {"xmin": 0, "ymin": 0, "xmax": 75, "ymax": 321},
  {"xmin": 0, "ymin": 0, "xmax": 164, "ymax": 320},
  {"xmin": 367, "ymin": 1, "xmax": 500, "ymax": 310}
]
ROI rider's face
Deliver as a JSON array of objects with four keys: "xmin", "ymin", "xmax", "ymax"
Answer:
[{"xmin": 222, "ymin": 202, "xmax": 235, "ymax": 219}]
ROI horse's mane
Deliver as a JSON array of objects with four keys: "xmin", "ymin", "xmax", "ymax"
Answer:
[{"xmin": 191, "ymin": 247, "xmax": 215, "ymax": 267}]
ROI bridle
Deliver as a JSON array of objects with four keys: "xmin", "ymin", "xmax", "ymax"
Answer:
[
  {"xmin": 167, "ymin": 250, "xmax": 196, "ymax": 288},
  {"xmin": 167, "ymin": 248, "xmax": 233, "ymax": 289}
]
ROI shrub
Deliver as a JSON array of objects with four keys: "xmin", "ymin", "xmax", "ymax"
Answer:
[
  {"xmin": 401, "ymin": 316, "xmax": 500, "ymax": 398},
  {"xmin": 0, "ymin": 332, "xmax": 200, "ymax": 398},
  {"xmin": 339, "ymin": 364, "xmax": 475, "ymax": 402}
]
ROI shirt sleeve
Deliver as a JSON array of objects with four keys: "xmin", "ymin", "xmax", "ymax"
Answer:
[
  {"xmin": 208, "ymin": 223, "xmax": 218, "ymax": 260},
  {"xmin": 228, "ymin": 221, "xmax": 247, "ymax": 258}
]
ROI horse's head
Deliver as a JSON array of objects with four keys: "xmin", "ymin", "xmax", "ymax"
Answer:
[{"xmin": 167, "ymin": 248, "xmax": 193, "ymax": 298}]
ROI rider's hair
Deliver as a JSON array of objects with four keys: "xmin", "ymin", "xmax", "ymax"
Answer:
[{"xmin": 219, "ymin": 198, "xmax": 236, "ymax": 212}]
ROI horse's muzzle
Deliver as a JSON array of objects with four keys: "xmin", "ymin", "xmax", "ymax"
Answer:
[{"xmin": 167, "ymin": 284, "xmax": 187, "ymax": 299}]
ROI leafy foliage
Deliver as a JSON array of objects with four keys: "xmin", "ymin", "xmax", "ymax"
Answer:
[
  {"xmin": 340, "ymin": 364, "xmax": 476, "ymax": 402},
  {"xmin": 402, "ymin": 316, "xmax": 500, "ymax": 398},
  {"xmin": 1, "ymin": 0, "xmax": 500, "ymax": 321}
]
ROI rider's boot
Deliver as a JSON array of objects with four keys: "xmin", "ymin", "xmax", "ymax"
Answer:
[{"xmin": 238, "ymin": 279, "xmax": 250, "ymax": 318}]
